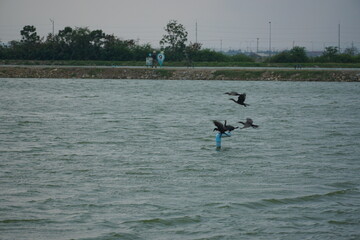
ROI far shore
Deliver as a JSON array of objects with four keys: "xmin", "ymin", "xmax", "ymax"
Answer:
[{"xmin": 1, "ymin": 65, "xmax": 360, "ymax": 82}]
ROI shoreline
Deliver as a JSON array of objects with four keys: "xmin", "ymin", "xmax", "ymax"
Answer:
[{"xmin": 1, "ymin": 66, "xmax": 360, "ymax": 82}]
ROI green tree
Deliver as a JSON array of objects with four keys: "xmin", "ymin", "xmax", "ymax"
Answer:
[
  {"xmin": 19, "ymin": 25, "xmax": 42, "ymax": 59},
  {"xmin": 316, "ymin": 46, "xmax": 339, "ymax": 62},
  {"xmin": 323, "ymin": 46, "xmax": 338, "ymax": 58},
  {"xmin": 160, "ymin": 20, "xmax": 188, "ymax": 61},
  {"xmin": 102, "ymin": 34, "xmax": 135, "ymax": 60},
  {"xmin": 289, "ymin": 46, "xmax": 309, "ymax": 62},
  {"xmin": 20, "ymin": 25, "xmax": 41, "ymax": 44},
  {"xmin": 269, "ymin": 46, "xmax": 308, "ymax": 63},
  {"xmin": 71, "ymin": 27, "xmax": 92, "ymax": 60},
  {"xmin": 343, "ymin": 46, "xmax": 358, "ymax": 56},
  {"xmin": 192, "ymin": 49, "xmax": 227, "ymax": 62},
  {"xmin": 55, "ymin": 26, "xmax": 74, "ymax": 59},
  {"xmin": 184, "ymin": 42, "xmax": 202, "ymax": 62}
]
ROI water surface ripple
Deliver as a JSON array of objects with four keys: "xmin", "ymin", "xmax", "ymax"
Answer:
[{"xmin": 1, "ymin": 78, "xmax": 359, "ymax": 240}]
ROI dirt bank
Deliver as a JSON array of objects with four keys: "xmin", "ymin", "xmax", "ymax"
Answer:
[{"xmin": 1, "ymin": 66, "xmax": 360, "ymax": 82}]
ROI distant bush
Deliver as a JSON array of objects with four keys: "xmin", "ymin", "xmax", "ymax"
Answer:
[
  {"xmin": 313, "ymin": 46, "xmax": 360, "ymax": 63},
  {"xmin": 269, "ymin": 46, "xmax": 309, "ymax": 63},
  {"xmin": 191, "ymin": 49, "xmax": 227, "ymax": 62},
  {"xmin": 229, "ymin": 54, "xmax": 254, "ymax": 62}
]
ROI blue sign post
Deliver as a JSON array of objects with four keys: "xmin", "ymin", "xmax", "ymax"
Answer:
[
  {"xmin": 157, "ymin": 52, "xmax": 165, "ymax": 67},
  {"xmin": 215, "ymin": 132, "xmax": 232, "ymax": 150}
]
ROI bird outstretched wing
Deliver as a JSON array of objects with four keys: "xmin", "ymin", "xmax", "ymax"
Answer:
[
  {"xmin": 238, "ymin": 93, "xmax": 246, "ymax": 103},
  {"xmin": 213, "ymin": 120, "xmax": 226, "ymax": 133},
  {"xmin": 225, "ymin": 91, "xmax": 240, "ymax": 96}
]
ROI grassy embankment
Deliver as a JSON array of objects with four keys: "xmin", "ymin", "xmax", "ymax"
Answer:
[
  {"xmin": 212, "ymin": 69, "xmax": 345, "ymax": 81},
  {"xmin": 1, "ymin": 59, "xmax": 360, "ymax": 68},
  {"xmin": 1, "ymin": 60, "xmax": 359, "ymax": 81}
]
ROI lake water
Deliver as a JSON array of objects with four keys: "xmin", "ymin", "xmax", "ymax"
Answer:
[{"xmin": 1, "ymin": 78, "xmax": 359, "ymax": 240}]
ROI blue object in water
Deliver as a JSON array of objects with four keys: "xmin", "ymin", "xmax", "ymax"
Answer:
[{"xmin": 215, "ymin": 132, "xmax": 231, "ymax": 149}]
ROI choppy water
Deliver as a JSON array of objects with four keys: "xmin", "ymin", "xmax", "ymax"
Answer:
[{"xmin": 1, "ymin": 78, "xmax": 360, "ymax": 240}]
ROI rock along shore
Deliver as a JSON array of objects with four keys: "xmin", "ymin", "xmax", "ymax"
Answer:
[{"xmin": 1, "ymin": 66, "xmax": 360, "ymax": 82}]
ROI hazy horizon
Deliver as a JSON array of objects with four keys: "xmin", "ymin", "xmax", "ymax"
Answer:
[{"xmin": 0, "ymin": 0, "xmax": 359, "ymax": 52}]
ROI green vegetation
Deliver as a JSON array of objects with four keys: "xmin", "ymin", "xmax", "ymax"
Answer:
[
  {"xmin": 154, "ymin": 69, "xmax": 174, "ymax": 78},
  {"xmin": 213, "ymin": 69, "xmax": 340, "ymax": 81},
  {"xmin": 0, "ymin": 21, "xmax": 359, "ymax": 65},
  {"xmin": 2, "ymin": 59, "xmax": 360, "ymax": 68},
  {"xmin": 87, "ymin": 68, "xmax": 104, "ymax": 76},
  {"xmin": 268, "ymin": 46, "xmax": 360, "ymax": 64},
  {"xmin": 213, "ymin": 70, "xmax": 265, "ymax": 79},
  {"xmin": 268, "ymin": 46, "xmax": 309, "ymax": 63},
  {"xmin": 0, "ymin": 22, "xmax": 254, "ymax": 63}
]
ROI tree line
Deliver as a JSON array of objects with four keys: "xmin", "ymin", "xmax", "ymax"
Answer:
[
  {"xmin": 1, "ymin": 20, "xmax": 359, "ymax": 63},
  {"xmin": 267, "ymin": 46, "xmax": 360, "ymax": 63},
  {"xmin": 0, "ymin": 21, "xmax": 253, "ymax": 63}
]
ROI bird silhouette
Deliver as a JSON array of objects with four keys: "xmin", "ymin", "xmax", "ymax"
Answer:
[
  {"xmin": 225, "ymin": 91, "xmax": 241, "ymax": 96},
  {"xmin": 213, "ymin": 120, "xmax": 227, "ymax": 134},
  {"xmin": 224, "ymin": 120, "xmax": 238, "ymax": 132},
  {"xmin": 238, "ymin": 118, "xmax": 259, "ymax": 129},
  {"xmin": 229, "ymin": 93, "xmax": 249, "ymax": 107}
]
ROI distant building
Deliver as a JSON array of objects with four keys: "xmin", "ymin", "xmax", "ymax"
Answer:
[{"xmin": 306, "ymin": 51, "xmax": 323, "ymax": 57}]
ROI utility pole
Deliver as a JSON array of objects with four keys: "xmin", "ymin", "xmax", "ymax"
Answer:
[
  {"xmin": 269, "ymin": 21, "xmax": 272, "ymax": 57},
  {"xmin": 195, "ymin": 21, "xmax": 198, "ymax": 43},
  {"xmin": 49, "ymin": 18, "xmax": 55, "ymax": 60},
  {"xmin": 338, "ymin": 23, "xmax": 341, "ymax": 53},
  {"xmin": 50, "ymin": 19, "xmax": 54, "ymax": 38},
  {"xmin": 311, "ymin": 41, "xmax": 314, "ymax": 52},
  {"xmin": 220, "ymin": 39, "xmax": 222, "ymax": 52},
  {"xmin": 256, "ymin": 38, "xmax": 259, "ymax": 53}
]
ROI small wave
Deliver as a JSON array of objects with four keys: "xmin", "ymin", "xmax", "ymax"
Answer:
[
  {"xmin": 17, "ymin": 120, "xmax": 42, "ymax": 125},
  {"xmin": 267, "ymin": 189, "xmax": 355, "ymax": 203},
  {"xmin": 80, "ymin": 95, "xmax": 99, "ymax": 98},
  {"xmin": 176, "ymin": 167, "xmax": 202, "ymax": 173},
  {"xmin": 88, "ymin": 112, "xmax": 107, "ymax": 115},
  {"xmin": 125, "ymin": 171, "xmax": 153, "ymax": 176},
  {"xmin": 78, "ymin": 232, "xmax": 142, "ymax": 240},
  {"xmin": 243, "ymin": 188, "xmax": 357, "ymax": 209},
  {"xmin": 125, "ymin": 215, "xmax": 201, "ymax": 227},
  {"xmin": 76, "ymin": 141, "xmax": 124, "ymax": 145},
  {"xmin": 327, "ymin": 181, "xmax": 358, "ymax": 189},
  {"xmin": 65, "ymin": 95, "xmax": 99, "ymax": 99},
  {"xmin": 328, "ymin": 220, "xmax": 358, "ymax": 225},
  {"xmin": 0, "ymin": 218, "xmax": 46, "ymax": 223}
]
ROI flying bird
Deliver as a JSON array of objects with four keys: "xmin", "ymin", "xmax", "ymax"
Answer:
[
  {"xmin": 213, "ymin": 120, "xmax": 227, "ymax": 134},
  {"xmin": 238, "ymin": 118, "xmax": 259, "ymax": 129},
  {"xmin": 224, "ymin": 120, "xmax": 238, "ymax": 132},
  {"xmin": 229, "ymin": 93, "xmax": 249, "ymax": 107},
  {"xmin": 225, "ymin": 91, "xmax": 241, "ymax": 96}
]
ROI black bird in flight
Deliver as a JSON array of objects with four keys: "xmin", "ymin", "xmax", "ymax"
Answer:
[
  {"xmin": 213, "ymin": 120, "xmax": 229, "ymax": 135},
  {"xmin": 224, "ymin": 120, "xmax": 238, "ymax": 132},
  {"xmin": 225, "ymin": 91, "xmax": 241, "ymax": 96},
  {"xmin": 229, "ymin": 93, "xmax": 249, "ymax": 107},
  {"xmin": 213, "ymin": 120, "xmax": 227, "ymax": 134},
  {"xmin": 238, "ymin": 118, "xmax": 259, "ymax": 129}
]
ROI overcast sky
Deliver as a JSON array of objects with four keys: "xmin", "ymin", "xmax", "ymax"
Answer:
[{"xmin": 1, "ymin": 0, "xmax": 359, "ymax": 52}]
